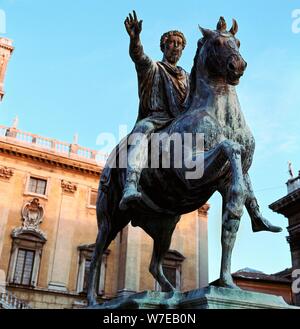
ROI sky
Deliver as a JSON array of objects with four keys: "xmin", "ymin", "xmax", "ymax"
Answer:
[{"xmin": 0, "ymin": 0, "xmax": 299, "ymax": 282}]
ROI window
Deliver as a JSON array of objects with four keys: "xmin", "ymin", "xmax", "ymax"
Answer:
[
  {"xmin": 83, "ymin": 258, "xmax": 91, "ymax": 292},
  {"xmin": 77, "ymin": 244, "xmax": 110, "ymax": 296},
  {"xmin": 89, "ymin": 190, "xmax": 98, "ymax": 207},
  {"xmin": 13, "ymin": 249, "xmax": 35, "ymax": 286},
  {"xmin": 8, "ymin": 231, "xmax": 46, "ymax": 288},
  {"xmin": 155, "ymin": 250, "xmax": 185, "ymax": 291},
  {"xmin": 162, "ymin": 265, "xmax": 177, "ymax": 288},
  {"xmin": 28, "ymin": 177, "xmax": 47, "ymax": 195}
]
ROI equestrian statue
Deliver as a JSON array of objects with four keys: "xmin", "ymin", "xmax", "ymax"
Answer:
[{"xmin": 87, "ymin": 12, "xmax": 281, "ymax": 306}]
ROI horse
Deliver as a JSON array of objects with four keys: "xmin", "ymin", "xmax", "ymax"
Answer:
[{"xmin": 87, "ymin": 17, "xmax": 273, "ymax": 306}]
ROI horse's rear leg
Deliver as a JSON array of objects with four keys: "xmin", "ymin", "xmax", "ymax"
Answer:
[
  {"xmin": 87, "ymin": 207, "xmax": 130, "ymax": 306},
  {"xmin": 150, "ymin": 233, "xmax": 175, "ymax": 292},
  {"xmin": 148, "ymin": 218, "xmax": 179, "ymax": 293},
  {"xmin": 87, "ymin": 214, "xmax": 111, "ymax": 306}
]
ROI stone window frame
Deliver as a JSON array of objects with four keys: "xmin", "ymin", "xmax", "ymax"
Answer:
[
  {"xmin": 87, "ymin": 188, "xmax": 98, "ymax": 209},
  {"xmin": 7, "ymin": 231, "xmax": 46, "ymax": 288},
  {"xmin": 155, "ymin": 250, "xmax": 185, "ymax": 291},
  {"xmin": 24, "ymin": 174, "xmax": 50, "ymax": 200},
  {"xmin": 76, "ymin": 244, "xmax": 110, "ymax": 296}
]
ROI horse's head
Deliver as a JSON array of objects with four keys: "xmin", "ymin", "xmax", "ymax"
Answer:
[{"xmin": 198, "ymin": 17, "xmax": 247, "ymax": 86}]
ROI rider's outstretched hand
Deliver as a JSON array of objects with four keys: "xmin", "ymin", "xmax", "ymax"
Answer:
[{"xmin": 125, "ymin": 10, "xmax": 143, "ymax": 39}]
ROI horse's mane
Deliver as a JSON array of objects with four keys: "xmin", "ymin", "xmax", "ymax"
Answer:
[{"xmin": 189, "ymin": 38, "xmax": 205, "ymax": 96}]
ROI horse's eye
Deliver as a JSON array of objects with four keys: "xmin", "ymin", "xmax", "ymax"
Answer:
[{"xmin": 236, "ymin": 39, "xmax": 241, "ymax": 48}]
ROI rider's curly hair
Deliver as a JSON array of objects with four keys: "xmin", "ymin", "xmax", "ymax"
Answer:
[{"xmin": 160, "ymin": 30, "xmax": 186, "ymax": 52}]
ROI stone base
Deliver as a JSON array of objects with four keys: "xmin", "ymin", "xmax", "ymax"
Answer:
[
  {"xmin": 117, "ymin": 289, "xmax": 137, "ymax": 298},
  {"xmin": 180, "ymin": 286, "xmax": 297, "ymax": 309},
  {"xmin": 88, "ymin": 286, "xmax": 298, "ymax": 309},
  {"xmin": 88, "ymin": 290, "xmax": 182, "ymax": 309}
]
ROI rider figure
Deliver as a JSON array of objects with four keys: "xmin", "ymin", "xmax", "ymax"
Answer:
[{"xmin": 119, "ymin": 11, "xmax": 190, "ymax": 210}]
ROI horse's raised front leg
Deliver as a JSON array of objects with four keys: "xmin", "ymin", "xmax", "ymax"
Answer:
[{"xmin": 244, "ymin": 173, "xmax": 282, "ymax": 233}]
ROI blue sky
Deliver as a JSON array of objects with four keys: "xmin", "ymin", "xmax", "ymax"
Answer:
[{"xmin": 0, "ymin": 0, "xmax": 299, "ymax": 281}]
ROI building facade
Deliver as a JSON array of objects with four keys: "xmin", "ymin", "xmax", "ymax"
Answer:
[
  {"xmin": 0, "ymin": 37, "xmax": 14, "ymax": 101},
  {"xmin": 270, "ymin": 171, "xmax": 300, "ymax": 306},
  {"xmin": 0, "ymin": 123, "xmax": 209, "ymax": 309}
]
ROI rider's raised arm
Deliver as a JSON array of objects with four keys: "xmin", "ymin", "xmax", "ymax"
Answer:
[
  {"xmin": 129, "ymin": 35, "xmax": 152, "ymax": 68},
  {"xmin": 125, "ymin": 11, "xmax": 152, "ymax": 69}
]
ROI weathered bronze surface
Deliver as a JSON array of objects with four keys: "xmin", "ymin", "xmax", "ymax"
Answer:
[{"xmin": 87, "ymin": 14, "xmax": 282, "ymax": 306}]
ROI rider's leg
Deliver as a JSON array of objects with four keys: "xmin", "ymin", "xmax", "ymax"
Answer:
[
  {"xmin": 119, "ymin": 119, "xmax": 157, "ymax": 210},
  {"xmin": 244, "ymin": 173, "xmax": 282, "ymax": 233}
]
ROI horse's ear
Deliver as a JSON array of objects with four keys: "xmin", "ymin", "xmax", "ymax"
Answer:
[
  {"xmin": 198, "ymin": 25, "xmax": 214, "ymax": 39},
  {"xmin": 217, "ymin": 16, "xmax": 227, "ymax": 32},
  {"xmin": 229, "ymin": 19, "xmax": 238, "ymax": 36}
]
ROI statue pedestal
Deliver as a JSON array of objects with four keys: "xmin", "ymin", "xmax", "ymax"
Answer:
[
  {"xmin": 179, "ymin": 286, "xmax": 296, "ymax": 309},
  {"xmin": 89, "ymin": 287, "xmax": 297, "ymax": 309}
]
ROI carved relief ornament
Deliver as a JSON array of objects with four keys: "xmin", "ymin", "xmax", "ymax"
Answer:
[
  {"xmin": 0, "ymin": 166, "xmax": 14, "ymax": 180},
  {"xmin": 61, "ymin": 180, "xmax": 77, "ymax": 193},
  {"xmin": 12, "ymin": 198, "xmax": 46, "ymax": 240}
]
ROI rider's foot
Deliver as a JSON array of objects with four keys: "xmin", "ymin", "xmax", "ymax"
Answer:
[
  {"xmin": 251, "ymin": 216, "xmax": 282, "ymax": 233},
  {"xmin": 119, "ymin": 184, "xmax": 142, "ymax": 211}
]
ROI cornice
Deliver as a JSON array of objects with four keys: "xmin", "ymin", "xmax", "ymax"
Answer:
[
  {"xmin": 269, "ymin": 189, "xmax": 300, "ymax": 215},
  {"xmin": 0, "ymin": 139, "xmax": 103, "ymax": 177},
  {"xmin": 0, "ymin": 43, "xmax": 14, "ymax": 52}
]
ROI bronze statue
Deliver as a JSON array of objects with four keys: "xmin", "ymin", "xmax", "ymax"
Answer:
[
  {"xmin": 119, "ymin": 11, "xmax": 190, "ymax": 210},
  {"xmin": 87, "ymin": 15, "xmax": 282, "ymax": 306}
]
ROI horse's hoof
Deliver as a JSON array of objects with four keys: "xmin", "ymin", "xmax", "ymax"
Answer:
[
  {"xmin": 219, "ymin": 277, "xmax": 240, "ymax": 290},
  {"xmin": 252, "ymin": 217, "xmax": 282, "ymax": 233},
  {"xmin": 219, "ymin": 281, "xmax": 240, "ymax": 290},
  {"xmin": 87, "ymin": 299, "xmax": 97, "ymax": 308}
]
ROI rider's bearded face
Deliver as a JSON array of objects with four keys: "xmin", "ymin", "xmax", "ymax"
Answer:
[{"xmin": 163, "ymin": 35, "xmax": 183, "ymax": 65}]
